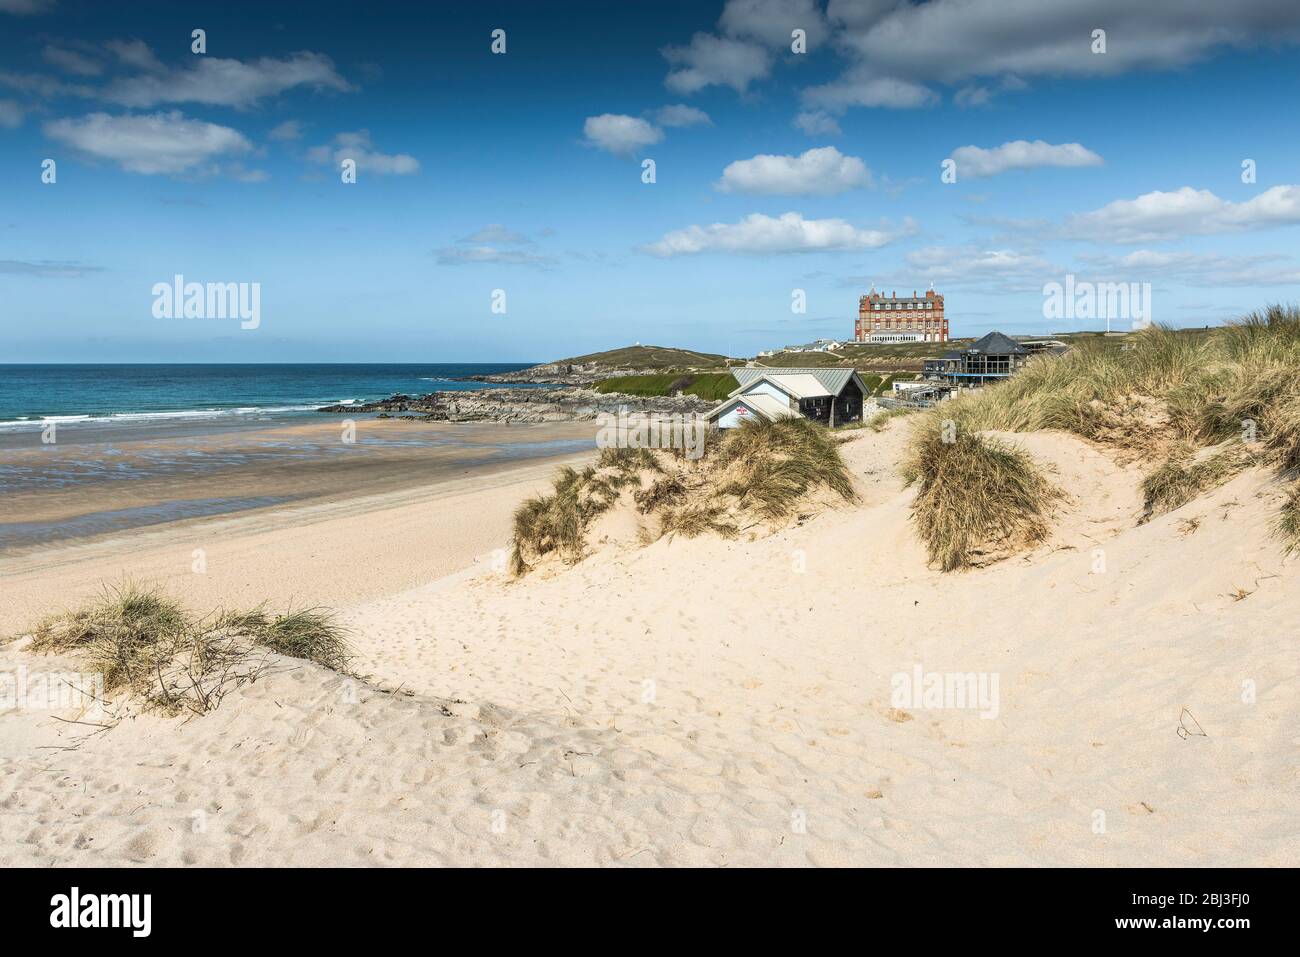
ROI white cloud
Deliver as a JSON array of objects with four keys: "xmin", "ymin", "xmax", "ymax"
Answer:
[
  {"xmin": 459, "ymin": 224, "xmax": 532, "ymax": 245},
  {"xmin": 661, "ymin": 0, "xmax": 829, "ymax": 95},
  {"xmin": 434, "ymin": 223, "xmax": 557, "ymax": 266},
  {"xmin": 1076, "ymin": 249, "xmax": 1300, "ymax": 286},
  {"xmin": 582, "ymin": 113, "xmax": 663, "ymax": 156},
  {"xmin": 663, "ymin": 33, "xmax": 772, "ymax": 94},
  {"xmin": 42, "ymin": 45, "xmax": 102, "ymax": 76},
  {"xmin": 793, "ymin": 110, "xmax": 841, "ymax": 136},
  {"xmin": 827, "ymin": 0, "xmax": 1300, "ymax": 84},
  {"xmin": 105, "ymin": 39, "xmax": 164, "ymax": 73},
  {"xmin": 948, "ymin": 140, "xmax": 1103, "ymax": 178},
  {"xmin": 434, "ymin": 246, "xmax": 555, "ymax": 267},
  {"xmin": 0, "ymin": 259, "xmax": 101, "ymax": 277},
  {"xmin": 905, "ymin": 245, "xmax": 1056, "ymax": 289},
  {"xmin": 307, "ymin": 129, "xmax": 418, "ymax": 175},
  {"xmin": 643, "ymin": 211, "xmax": 898, "ymax": 256},
  {"xmin": 953, "ymin": 86, "xmax": 991, "ymax": 108},
  {"xmin": 652, "ymin": 104, "xmax": 712, "ymax": 127},
  {"xmin": 0, "ymin": 69, "xmax": 95, "ymax": 99},
  {"xmin": 0, "ymin": 99, "xmax": 23, "ymax": 128},
  {"xmin": 803, "ymin": 72, "xmax": 937, "ymax": 111},
  {"xmin": 717, "ymin": 146, "xmax": 871, "ymax": 195},
  {"xmin": 268, "ymin": 119, "xmax": 303, "ymax": 141},
  {"xmin": 792, "ymin": 1, "xmax": 1300, "ymax": 116},
  {"xmin": 105, "ymin": 52, "xmax": 352, "ymax": 108},
  {"xmin": 1069, "ymin": 186, "xmax": 1300, "ymax": 243},
  {"xmin": 719, "ymin": 0, "xmax": 830, "ymax": 49},
  {"xmin": 43, "ymin": 111, "xmax": 252, "ymax": 175}
]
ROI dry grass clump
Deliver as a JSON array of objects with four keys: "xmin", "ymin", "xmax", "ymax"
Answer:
[
  {"xmin": 1140, "ymin": 443, "xmax": 1253, "ymax": 521},
  {"xmin": 511, "ymin": 417, "xmax": 858, "ymax": 575},
  {"xmin": 1277, "ymin": 484, "xmax": 1300, "ymax": 554},
  {"xmin": 905, "ymin": 425, "xmax": 1061, "ymax": 571},
  {"xmin": 511, "ymin": 448, "xmax": 665, "ymax": 574},
  {"xmin": 659, "ymin": 502, "xmax": 738, "ymax": 539},
  {"xmin": 715, "ymin": 417, "xmax": 854, "ymax": 519},
  {"xmin": 634, "ymin": 472, "xmax": 687, "ymax": 513},
  {"xmin": 229, "ymin": 606, "xmax": 355, "ymax": 673},
  {"xmin": 595, "ymin": 445, "xmax": 663, "ymax": 475},
  {"xmin": 27, "ymin": 583, "xmax": 354, "ymax": 715},
  {"xmin": 30, "ymin": 584, "xmax": 190, "ymax": 696}
]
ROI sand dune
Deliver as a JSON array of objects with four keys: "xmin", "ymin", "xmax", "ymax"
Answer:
[{"xmin": 3, "ymin": 421, "xmax": 1296, "ymax": 866}]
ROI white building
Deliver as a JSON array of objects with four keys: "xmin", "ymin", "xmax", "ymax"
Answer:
[{"xmin": 707, "ymin": 368, "xmax": 870, "ymax": 429}]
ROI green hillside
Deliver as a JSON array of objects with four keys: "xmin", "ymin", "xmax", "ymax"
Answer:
[
  {"xmin": 555, "ymin": 345, "xmax": 730, "ymax": 370},
  {"xmin": 593, "ymin": 372, "xmax": 737, "ymax": 401}
]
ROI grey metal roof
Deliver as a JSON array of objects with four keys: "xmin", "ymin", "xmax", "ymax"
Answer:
[
  {"xmin": 733, "ymin": 367, "xmax": 861, "ymax": 396},
  {"xmin": 967, "ymin": 331, "xmax": 1027, "ymax": 355}
]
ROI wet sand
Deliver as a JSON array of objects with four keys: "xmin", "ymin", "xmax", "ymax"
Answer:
[{"xmin": 0, "ymin": 417, "xmax": 597, "ymax": 549}]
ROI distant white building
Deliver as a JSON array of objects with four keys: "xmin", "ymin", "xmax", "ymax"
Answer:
[{"xmin": 781, "ymin": 338, "xmax": 846, "ymax": 353}]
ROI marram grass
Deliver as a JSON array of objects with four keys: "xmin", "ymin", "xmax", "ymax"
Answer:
[
  {"xmin": 511, "ymin": 416, "xmax": 855, "ymax": 575},
  {"xmin": 906, "ymin": 306, "xmax": 1300, "ymax": 569},
  {"xmin": 26, "ymin": 582, "xmax": 354, "ymax": 715},
  {"xmin": 905, "ymin": 427, "xmax": 1060, "ymax": 571}
]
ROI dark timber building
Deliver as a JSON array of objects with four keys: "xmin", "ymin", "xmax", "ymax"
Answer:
[{"xmin": 925, "ymin": 331, "xmax": 1032, "ymax": 385}]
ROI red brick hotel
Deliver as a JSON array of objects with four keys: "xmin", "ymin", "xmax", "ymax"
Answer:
[{"xmin": 855, "ymin": 286, "xmax": 948, "ymax": 343}]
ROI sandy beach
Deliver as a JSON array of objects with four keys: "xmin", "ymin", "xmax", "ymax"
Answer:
[
  {"xmin": 0, "ymin": 418, "xmax": 596, "ymax": 624},
  {"xmin": 3, "ymin": 418, "xmax": 1295, "ymax": 866}
]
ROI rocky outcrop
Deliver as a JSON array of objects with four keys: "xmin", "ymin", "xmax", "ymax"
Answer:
[{"xmin": 317, "ymin": 388, "xmax": 714, "ymax": 423}]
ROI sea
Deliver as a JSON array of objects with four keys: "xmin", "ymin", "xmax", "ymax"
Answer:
[
  {"xmin": 0, "ymin": 364, "xmax": 594, "ymax": 546},
  {"xmin": 0, "ymin": 363, "xmax": 539, "ymax": 428}
]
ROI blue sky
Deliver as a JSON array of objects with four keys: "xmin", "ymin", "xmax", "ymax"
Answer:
[{"xmin": 3, "ymin": 0, "xmax": 1300, "ymax": 362}]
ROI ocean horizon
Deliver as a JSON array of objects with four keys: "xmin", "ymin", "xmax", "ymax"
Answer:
[{"xmin": 0, "ymin": 363, "xmax": 541, "ymax": 428}]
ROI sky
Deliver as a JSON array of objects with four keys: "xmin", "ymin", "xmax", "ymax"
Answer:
[{"xmin": 3, "ymin": 0, "xmax": 1300, "ymax": 363}]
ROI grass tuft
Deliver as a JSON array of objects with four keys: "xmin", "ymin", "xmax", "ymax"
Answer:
[
  {"xmin": 511, "ymin": 416, "xmax": 857, "ymax": 574},
  {"xmin": 252, "ymin": 608, "xmax": 354, "ymax": 672},
  {"xmin": 715, "ymin": 416, "xmax": 855, "ymax": 518},
  {"xmin": 659, "ymin": 502, "xmax": 738, "ymax": 539},
  {"xmin": 905, "ymin": 427, "xmax": 1060, "ymax": 571},
  {"xmin": 1140, "ymin": 444, "xmax": 1250, "ymax": 521},
  {"xmin": 27, "ymin": 583, "xmax": 353, "ymax": 715},
  {"xmin": 1278, "ymin": 484, "xmax": 1300, "ymax": 555}
]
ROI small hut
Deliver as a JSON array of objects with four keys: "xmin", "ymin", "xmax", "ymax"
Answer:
[{"xmin": 707, "ymin": 368, "xmax": 869, "ymax": 429}]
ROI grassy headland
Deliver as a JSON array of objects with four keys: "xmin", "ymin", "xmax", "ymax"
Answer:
[
  {"xmin": 594, "ymin": 372, "xmax": 737, "ymax": 401},
  {"xmin": 553, "ymin": 344, "xmax": 731, "ymax": 371}
]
